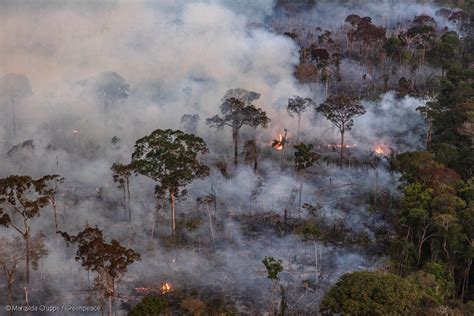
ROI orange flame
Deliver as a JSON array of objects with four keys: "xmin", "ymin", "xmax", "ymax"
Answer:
[
  {"xmin": 160, "ymin": 282, "xmax": 173, "ymax": 294},
  {"xmin": 373, "ymin": 144, "xmax": 390, "ymax": 156},
  {"xmin": 274, "ymin": 134, "xmax": 284, "ymax": 150},
  {"xmin": 272, "ymin": 130, "xmax": 288, "ymax": 150}
]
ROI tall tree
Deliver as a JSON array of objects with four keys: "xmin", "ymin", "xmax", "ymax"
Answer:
[
  {"xmin": 111, "ymin": 163, "xmax": 135, "ymax": 222},
  {"xmin": 316, "ymin": 95, "xmax": 366, "ymax": 166},
  {"xmin": 0, "ymin": 74, "xmax": 32, "ymax": 139},
  {"xmin": 207, "ymin": 89, "xmax": 270, "ymax": 165},
  {"xmin": 180, "ymin": 113, "xmax": 200, "ymax": 134},
  {"xmin": 58, "ymin": 227, "xmax": 140, "ymax": 316},
  {"xmin": 287, "ymin": 96, "xmax": 315, "ymax": 143},
  {"xmin": 0, "ymin": 175, "xmax": 51, "ymax": 303},
  {"xmin": 294, "ymin": 143, "xmax": 320, "ymax": 216},
  {"xmin": 35, "ymin": 175, "xmax": 64, "ymax": 232},
  {"xmin": 132, "ymin": 129, "xmax": 209, "ymax": 236}
]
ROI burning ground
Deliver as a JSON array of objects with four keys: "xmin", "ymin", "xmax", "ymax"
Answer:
[{"xmin": 0, "ymin": 0, "xmax": 469, "ymax": 315}]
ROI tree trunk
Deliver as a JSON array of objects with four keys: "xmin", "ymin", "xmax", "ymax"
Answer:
[
  {"xmin": 232, "ymin": 129, "xmax": 239, "ymax": 166},
  {"xmin": 11, "ymin": 98, "xmax": 16, "ymax": 140},
  {"xmin": 51, "ymin": 197, "xmax": 58, "ymax": 232},
  {"xmin": 3, "ymin": 267, "xmax": 13, "ymax": 312},
  {"xmin": 339, "ymin": 129, "xmax": 345, "ymax": 167},
  {"xmin": 108, "ymin": 295, "xmax": 113, "ymax": 316},
  {"xmin": 24, "ymin": 227, "xmax": 30, "ymax": 298},
  {"xmin": 298, "ymin": 180, "xmax": 303, "ymax": 218},
  {"xmin": 170, "ymin": 190, "xmax": 176, "ymax": 236},
  {"xmin": 297, "ymin": 115, "xmax": 301, "ymax": 144},
  {"xmin": 206, "ymin": 205, "xmax": 214, "ymax": 242},
  {"xmin": 126, "ymin": 178, "xmax": 131, "ymax": 222},
  {"xmin": 122, "ymin": 187, "xmax": 126, "ymax": 220}
]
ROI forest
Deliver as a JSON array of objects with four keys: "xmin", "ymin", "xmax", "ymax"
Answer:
[{"xmin": 0, "ymin": 0, "xmax": 472, "ymax": 315}]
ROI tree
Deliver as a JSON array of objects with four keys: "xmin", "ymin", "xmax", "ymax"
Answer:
[
  {"xmin": 35, "ymin": 175, "xmax": 64, "ymax": 232},
  {"xmin": 207, "ymin": 89, "xmax": 270, "ymax": 165},
  {"xmin": 287, "ymin": 96, "xmax": 315, "ymax": 142},
  {"xmin": 320, "ymin": 271, "xmax": 424, "ymax": 315},
  {"xmin": 180, "ymin": 113, "xmax": 200, "ymax": 134},
  {"xmin": 0, "ymin": 236, "xmax": 23, "ymax": 312},
  {"xmin": 294, "ymin": 143, "xmax": 320, "ymax": 216},
  {"xmin": 93, "ymin": 72, "xmax": 129, "ymax": 130},
  {"xmin": 130, "ymin": 296, "xmax": 168, "ymax": 316},
  {"xmin": 0, "ymin": 74, "xmax": 32, "ymax": 139},
  {"xmin": 316, "ymin": 95, "xmax": 366, "ymax": 166},
  {"xmin": 0, "ymin": 175, "xmax": 51, "ymax": 303},
  {"xmin": 132, "ymin": 129, "xmax": 209, "ymax": 236},
  {"xmin": 243, "ymin": 140, "xmax": 258, "ymax": 172},
  {"xmin": 262, "ymin": 256, "xmax": 286, "ymax": 316},
  {"xmin": 95, "ymin": 72, "xmax": 129, "ymax": 113},
  {"xmin": 111, "ymin": 163, "xmax": 135, "ymax": 222},
  {"xmin": 58, "ymin": 227, "xmax": 140, "ymax": 316}
]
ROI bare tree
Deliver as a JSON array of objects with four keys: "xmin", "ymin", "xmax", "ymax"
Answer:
[
  {"xmin": 0, "ymin": 74, "xmax": 32, "ymax": 139},
  {"xmin": 111, "ymin": 163, "xmax": 135, "ymax": 222},
  {"xmin": 0, "ymin": 236, "xmax": 23, "ymax": 312}
]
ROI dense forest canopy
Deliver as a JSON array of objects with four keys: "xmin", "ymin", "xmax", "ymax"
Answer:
[{"xmin": 0, "ymin": 0, "xmax": 472, "ymax": 315}]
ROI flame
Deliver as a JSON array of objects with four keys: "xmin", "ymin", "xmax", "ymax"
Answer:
[
  {"xmin": 274, "ymin": 134, "xmax": 284, "ymax": 150},
  {"xmin": 160, "ymin": 282, "xmax": 173, "ymax": 294},
  {"xmin": 373, "ymin": 144, "xmax": 390, "ymax": 156},
  {"xmin": 272, "ymin": 131, "xmax": 287, "ymax": 150}
]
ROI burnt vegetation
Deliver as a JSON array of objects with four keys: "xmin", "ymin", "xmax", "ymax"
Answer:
[{"xmin": 0, "ymin": 0, "xmax": 473, "ymax": 315}]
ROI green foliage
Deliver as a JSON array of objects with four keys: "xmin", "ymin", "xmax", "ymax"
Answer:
[
  {"xmin": 58, "ymin": 227, "xmax": 140, "ymax": 279},
  {"xmin": 129, "ymin": 296, "xmax": 168, "ymax": 316},
  {"xmin": 294, "ymin": 143, "xmax": 320, "ymax": 172},
  {"xmin": 316, "ymin": 95, "xmax": 366, "ymax": 133},
  {"xmin": 320, "ymin": 271, "xmax": 424, "ymax": 316},
  {"xmin": 262, "ymin": 256, "xmax": 283, "ymax": 281},
  {"xmin": 132, "ymin": 129, "xmax": 209, "ymax": 198},
  {"xmin": 287, "ymin": 95, "xmax": 314, "ymax": 118}
]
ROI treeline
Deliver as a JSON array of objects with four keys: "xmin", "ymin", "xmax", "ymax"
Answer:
[{"xmin": 320, "ymin": 10, "xmax": 473, "ymax": 315}]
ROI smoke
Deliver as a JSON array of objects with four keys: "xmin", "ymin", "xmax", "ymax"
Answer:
[{"xmin": 0, "ymin": 0, "xmax": 443, "ymax": 314}]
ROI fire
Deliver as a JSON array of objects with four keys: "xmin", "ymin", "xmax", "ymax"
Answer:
[
  {"xmin": 160, "ymin": 282, "xmax": 173, "ymax": 294},
  {"xmin": 272, "ymin": 129, "xmax": 287, "ymax": 150},
  {"xmin": 373, "ymin": 144, "xmax": 390, "ymax": 156}
]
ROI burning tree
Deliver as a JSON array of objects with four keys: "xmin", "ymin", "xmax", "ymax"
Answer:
[
  {"xmin": 316, "ymin": 95, "xmax": 366, "ymax": 166},
  {"xmin": 207, "ymin": 89, "xmax": 270, "ymax": 166},
  {"xmin": 0, "ymin": 74, "xmax": 32, "ymax": 139},
  {"xmin": 294, "ymin": 143, "xmax": 320, "ymax": 216},
  {"xmin": 111, "ymin": 162, "xmax": 135, "ymax": 222},
  {"xmin": 287, "ymin": 96, "xmax": 315, "ymax": 142},
  {"xmin": 132, "ymin": 129, "xmax": 210, "ymax": 236},
  {"xmin": 0, "ymin": 175, "xmax": 53, "ymax": 303},
  {"xmin": 58, "ymin": 227, "xmax": 140, "ymax": 316}
]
